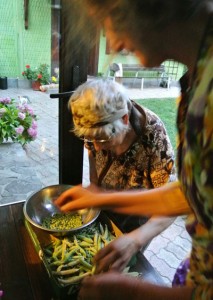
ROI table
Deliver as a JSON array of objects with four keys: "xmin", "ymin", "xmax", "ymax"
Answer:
[{"xmin": 0, "ymin": 202, "xmax": 164, "ymax": 300}]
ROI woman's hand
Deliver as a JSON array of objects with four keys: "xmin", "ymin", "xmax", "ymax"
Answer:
[
  {"xmin": 94, "ymin": 234, "xmax": 140, "ymax": 273},
  {"xmin": 55, "ymin": 184, "xmax": 100, "ymax": 212}
]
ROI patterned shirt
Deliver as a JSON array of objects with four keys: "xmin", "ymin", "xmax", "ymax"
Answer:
[
  {"xmin": 87, "ymin": 103, "xmax": 175, "ymax": 233},
  {"xmin": 177, "ymin": 15, "xmax": 213, "ymax": 299},
  {"xmin": 92, "ymin": 104, "xmax": 175, "ymax": 191}
]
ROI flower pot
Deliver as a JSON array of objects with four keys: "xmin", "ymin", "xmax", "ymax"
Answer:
[
  {"xmin": 18, "ymin": 79, "xmax": 32, "ymax": 89},
  {"xmin": 0, "ymin": 77, "xmax": 8, "ymax": 90},
  {"xmin": 32, "ymin": 80, "xmax": 41, "ymax": 91}
]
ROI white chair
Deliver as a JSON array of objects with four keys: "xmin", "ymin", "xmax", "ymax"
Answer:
[{"xmin": 107, "ymin": 63, "xmax": 122, "ymax": 81}]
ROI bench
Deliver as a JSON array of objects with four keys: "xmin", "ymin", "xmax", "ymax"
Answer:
[{"xmin": 108, "ymin": 63, "xmax": 171, "ymax": 89}]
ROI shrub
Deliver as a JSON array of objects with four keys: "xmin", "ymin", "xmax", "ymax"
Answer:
[{"xmin": 0, "ymin": 97, "xmax": 38, "ymax": 146}]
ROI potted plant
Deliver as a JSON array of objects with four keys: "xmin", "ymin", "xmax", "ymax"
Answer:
[
  {"xmin": 31, "ymin": 64, "xmax": 50, "ymax": 90},
  {"xmin": 0, "ymin": 97, "xmax": 38, "ymax": 146},
  {"xmin": 22, "ymin": 64, "xmax": 50, "ymax": 91},
  {"xmin": 19, "ymin": 64, "xmax": 34, "ymax": 88},
  {"xmin": 40, "ymin": 67, "xmax": 59, "ymax": 93}
]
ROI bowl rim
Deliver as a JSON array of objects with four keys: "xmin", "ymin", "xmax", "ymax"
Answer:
[{"xmin": 23, "ymin": 184, "xmax": 100, "ymax": 234}]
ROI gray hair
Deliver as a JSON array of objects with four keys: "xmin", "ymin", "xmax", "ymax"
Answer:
[{"xmin": 69, "ymin": 78, "xmax": 130, "ymax": 138}]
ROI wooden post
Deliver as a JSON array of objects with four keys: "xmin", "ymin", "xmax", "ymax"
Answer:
[
  {"xmin": 24, "ymin": 0, "xmax": 29, "ymax": 29},
  {"xmin": 59, "ymin": 0, "xmax": 89, "ymax": 185}
]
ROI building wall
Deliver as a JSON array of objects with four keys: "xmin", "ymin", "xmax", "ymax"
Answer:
[{"xmin": 0, "ymin": 0, "xmax": 51, "ymax": 79}]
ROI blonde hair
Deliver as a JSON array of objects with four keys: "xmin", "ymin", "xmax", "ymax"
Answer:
[{"xmin": 69, "ymin": 78, "xmax": 130, "ymax": 138}]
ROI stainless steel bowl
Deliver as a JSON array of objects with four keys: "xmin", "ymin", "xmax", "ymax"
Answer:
[{"xmin": 23, "ymin": 184, "xmax": 100, "ymax": 236}]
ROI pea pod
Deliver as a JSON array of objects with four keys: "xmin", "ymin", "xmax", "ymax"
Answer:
[
  {"xmin": 77, "ymin": 235, "xmax": 93, "ymax": 244},
  {"xmin": 93, "ymin": 231, "xmax": 98, "ymax": 250},
  {"xmin": 79, "ymin": 258, "xmax": 93, "ymax": 270},
  {"xmin": 79, "ymin": 241, "xmax": 92, "ymax": 247},
  {"xmin": 97, "ymin": 234, "xmax": 102, "ymax": 251},
  {"xmin": 103, "ymin": 224, "xmax": 109, "ymax": 240},
  {"xmin": 53, "ymin": 268, "xmax": 79, "ymax": 276},
  {"xmin": 99, "ymin": 223, "xmax": 104, "ymax": 235},
  {"xmin": 58, "ymin": 271, "xmax": 92, "ymax": 285},
  {"xmin": 78, "ymin": 246, "xmax": 86, "ymax": 257},
  {"xmin": 57, "ymin": 259, "xmax": 80, "ymax": 272}
]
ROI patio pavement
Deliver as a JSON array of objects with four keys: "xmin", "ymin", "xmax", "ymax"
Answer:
[{"xmin": 0, "ymin": 85, "xmax": 191, "ymax": 285}]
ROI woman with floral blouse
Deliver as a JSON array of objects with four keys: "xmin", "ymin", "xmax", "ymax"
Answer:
[{"xmin": 56, "ymin": 1, "xmax": 213, "ymax": 299}]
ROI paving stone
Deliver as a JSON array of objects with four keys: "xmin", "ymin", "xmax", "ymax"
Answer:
[
  {"xmin": 157, "ymin": 248, "xmax": 181, "ymax": 268},
  {"xmin": 11, "ymin": 167, "xmax": 35, "ymax": 176},
  {"xmin": 174, "ymin": 216, "xmax": 186, "ymax": 226},
  {"xmin": 166, "ymin": 241, "xmax": 189, "ymax": 260},
  {"xmin": 0, "ymin": 176, "xmax": 17, "ymax": 183},
  {"xmin": 144, "ymin": 249, "xmax": 155, "ymax": 261},
  {"xmin": 145, "ymin": 235, "xmax": 170, "ymax": 255},
  {"xmin": 180, "ymin": 229, "xmax": 192, "ymax": 241},
  {"xmin": 4, "ymin": 180, "xmax": 42, "ymax": 194},
  {"xmin": 148, "ymin": 254, "xmax": 177, "ymax": 284},
  {"xmin": 161, "ymin": 222, "xmax": 184, "ymax": 240},
  {"xmin": 160, "ymin": 276, "xmax": 171, "ymax": 286},
  {"xmin": 173, "ymin": 236, "xmax": 192, "ymax": 252},
  {"xmin": 41, "ymin": 178, "xmax": 58, "ymax": 187}
]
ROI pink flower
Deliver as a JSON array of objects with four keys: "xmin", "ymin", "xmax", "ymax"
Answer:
[
  {"xmin": 15, "ymin": 125, "xmax": 24, "ymax": 135},
  {"xmin": 26, "ymin": 65, "xmax": 30, "ymax": 68},
  {"xmin": 0, "ymin": 97, "xmax": 11, "ymax": 104},
  {"xmin": 5, "ymin": 97, "xmax": 11, "ymax": 104},
  {"xmin": 20, "ymin": 104, "xmax": 34, "ymax": 115},
  {"xmin": 24, "ymin": 104, "xmax": 32, "ymax": 113},
  {"xmin": 27, "ymin": 107, "xmax": 34, "ymax": 115},
  {"xmin": 37, "ymin": 74, "xmax": 42, "ymax": 79},
  {"xmin": 32, "ymin": 120, "xmax": 37, "ymax": 129},
  {"xmin": 18, "ymin": 112, "xmax": 26, "ymax": 120},
  {"xmin": 27, "ymin": 127, "xmax": 37, "ymax": 138}
]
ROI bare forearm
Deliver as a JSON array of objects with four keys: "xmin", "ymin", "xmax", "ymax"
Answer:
[
  {"xmin": 104, "ymin": 181, "xmax": 191, "ymax": 216},
  {"xmin": 56, "ymin": 182, "xmax": 191, "ymax": 217},
  {"xmin": 128, "ymin": 217, "xmax": 175, "ymax": 249}
]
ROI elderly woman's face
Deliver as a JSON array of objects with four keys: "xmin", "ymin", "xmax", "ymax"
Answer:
[
  {"xmin": 104, "ymin": 17, "xmax": 166, "ymax": 67},
  {"xmin": 86, "ymin": 131, "xmax": 126, "ymax": 152}
]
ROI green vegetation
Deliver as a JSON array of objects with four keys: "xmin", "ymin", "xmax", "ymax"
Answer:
[{"xmin": 135, "ymin": 98, "xmax": 177, "ymax": 150}]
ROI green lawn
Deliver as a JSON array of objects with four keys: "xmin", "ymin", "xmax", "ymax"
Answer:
[{"xmin": 135, "ymin": 98, "xmax": 177, "ymax": 150}]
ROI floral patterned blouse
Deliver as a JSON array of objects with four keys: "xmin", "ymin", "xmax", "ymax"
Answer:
[
  {"xmin": 87, "ymin": 103, "xmax": 175, "ymax": 233},
  {"xmin": 91, "ymin": 104, "xmax": 175, "ymax": 191},
  {"xmin": 177, "ymin": 15, "xmax": 213, "ymax": 299}
]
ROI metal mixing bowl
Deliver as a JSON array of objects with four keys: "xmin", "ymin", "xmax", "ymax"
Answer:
[{"xmin": 23, "ymin": 184, "xmax": 100, "ymax": 236}]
